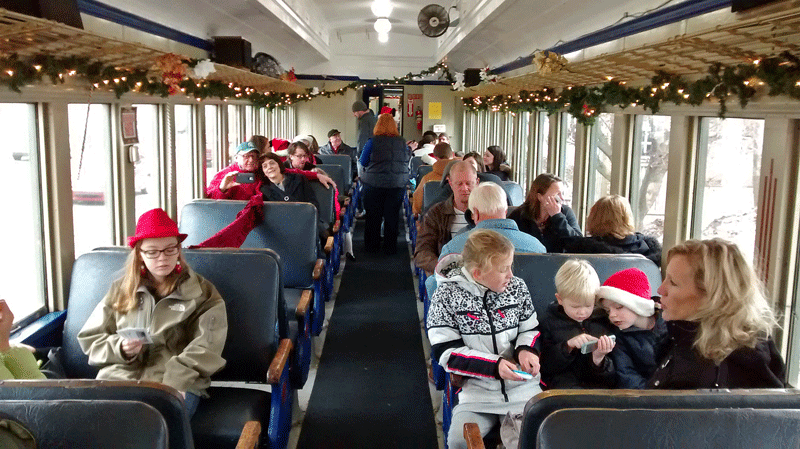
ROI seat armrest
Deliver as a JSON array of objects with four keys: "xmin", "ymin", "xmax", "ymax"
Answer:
[
  {"xmin": 332, "ymin": 220, "xmax": 341, "ymax": 234},
  {"xmin": 296, "ymin": 290, "xmax": 312, "ymax": 320},
  {"xmin": 267, "ymin": 339, "xmax": 293, "ymax": 384},
  {"xmin": 324, "ymin": 236, "xmax": 334, "ymax": 254},
  {"xmin": 464, "ymin": 423, "xmax": 485, "ymax": 449},
  {"xmin": 313, "ymin": 259, "xmax": 325, "ymax": 280},
  {"xmin": 235, "ymin": 421, "xmax": 261, "ymax": 449}
]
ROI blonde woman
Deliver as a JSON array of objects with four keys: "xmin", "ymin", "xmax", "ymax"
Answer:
[
  {"xmin": 78, "ymin": 208, "xmax": 228, "ymax": 415},
  {"xmin": 565, "ymin": 194, "xmax": 662, "ymax": 266},
  {"xmin": 648, "ymin": 238, "xmax": 785, "ymax": 389}
]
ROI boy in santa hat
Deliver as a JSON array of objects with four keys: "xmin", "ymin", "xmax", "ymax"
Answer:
[{"xmin": 598, "ymin": 267, "xmax": 667, "ymax": 389}]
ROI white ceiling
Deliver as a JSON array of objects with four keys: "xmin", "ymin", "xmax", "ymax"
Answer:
[{"xmin": 98, "ymin": 0, "xmax": 707, "ymax": 78}]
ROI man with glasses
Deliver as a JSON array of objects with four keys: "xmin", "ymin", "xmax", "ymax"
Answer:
[{"xmin": 206, "ymin": 141, "xmax": 261, "ymax": 200}]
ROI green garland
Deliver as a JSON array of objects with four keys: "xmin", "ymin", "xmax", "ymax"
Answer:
[
  {"xmin": 0, "ymin": 54, "xmax": 455, "ymax": 109},
  {"xmin": 464, "ymin": 52, "xmax": 800, "ymax": 125}
]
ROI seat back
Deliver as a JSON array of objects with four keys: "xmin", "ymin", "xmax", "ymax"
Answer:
[
  {"xmin": 316, "ymin": 164, "xmax": 346, "ymax": 194},
  {"xmin": 317, "ymin": 154, "xmax": 352, "ymax": 187},
  {"xmin": 513, "ymin": 253, "xmax": 661, "ymax": 314},
  {"xmin": 521, "ymin": 389, "xmax": 800, "ymax": 449},
  {"xmin": 416, "ymin": 164, "xmax": 434, "ymax": 186},
  {"xmin": 0, "ymin": 398, "xmax": 168, "ymax": 448},
  {"xmin": 498, "ymin": 181, "xmax": 525, "ymax": 206},
  {"xmin": 409, "ymin": 156, "xmax": 426, "ymax": 179},
  {"xmin": 180, "ymin": 200, "xmax": 317, "ymax": 288},
  {"xmin": 422, "ymin": 181, "xmax": 450, "ymax": 216},
  {"xmin": 310, "ymin": 181, "xmax": 335, "ymax": 228},
  {"xmin": 62, "ymin": 250, "xmax": 129, "ymax": 379},
  {"xmin": 0, "ymin": 379, "xmax": 191, "ymax": 449}
]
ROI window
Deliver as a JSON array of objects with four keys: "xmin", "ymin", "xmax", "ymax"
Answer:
[
  {"xmin": 69, "ymin": 103, "xmax": 113, "ymax": 257},
  {"xmin": 631, "ymin": 115, "xmax": 671, "ymax": 242},
  {"xmin": 694, "ymin": 117, "xmax": 764, "ymax": 263},
  {"xmin": 587, "ymin": 113, "xmax": 614, "ymax": 205},
  {"xmin": 539, "ymin": 113, "xmax": 550, "ymax": 174},
  {"xmin": 205, "ymin": 105, "xmax": 219, "ymax": 186},
  {"xmin": 0, "ymin": 104, "xmax": 46, "ymax": 323},
  {"xmin": 244, "ymin": 105, "xmax": 254, "ymax": 139},
  {"xmin": 175, "ymin": 105, "xmax": 196, "ymax": 214},
  {"xmin": 227, "ymin": 105, "xmax": 241, "ymax": 160},
  {"xmin": 132, "ymin": 104, "xmax": 161, "ymax": 218},
  {"xmin": 559, "ymin": 114, "xmax": 577, "ymax": 207}
]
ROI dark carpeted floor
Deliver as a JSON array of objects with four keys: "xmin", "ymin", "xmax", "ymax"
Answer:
[{"xmin": 296, "ymin": 215, "xmax": 438, "ymax": 449}]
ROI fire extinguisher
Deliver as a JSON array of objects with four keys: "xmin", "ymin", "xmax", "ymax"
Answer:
[{"xmin": 415, "ymin": 107, "xmax": 423, "ymax": 132}]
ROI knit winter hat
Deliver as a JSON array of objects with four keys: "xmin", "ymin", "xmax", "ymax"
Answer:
[
  {"xmin": 352, "ymin": 100, "xmax": 368, "ymax": 112},
  {"xmin": 598, "ymin": 268, "xmax": 654, "ymax": 317},
  {"xmin": 127, "ymin": 208, "xmax": 187, "ymax": 248}
]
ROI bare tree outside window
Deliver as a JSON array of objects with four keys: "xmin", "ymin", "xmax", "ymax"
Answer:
[
  {"xmin": 632, "ymin": 115, "xmax": 671, "ymax": 242},
  {"xmin": 696, "ymin": 118, "xmax": 764, "ymax": 264}
]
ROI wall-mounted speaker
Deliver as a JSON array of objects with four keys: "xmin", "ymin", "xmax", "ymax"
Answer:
[
  {"xmin": 212, "ymin": 37, "xmax": 252, "ymax": 69},
  {"xmin": 464, "ymin": 68, "xmax": 482, "ymax": 87},
  {"xmin": 732, "ymin": 0, "xmax": 781, "ymax": 12},
  {"xmin": 0, "ymin": 0, "xmax": 83, "ymax": 28}
]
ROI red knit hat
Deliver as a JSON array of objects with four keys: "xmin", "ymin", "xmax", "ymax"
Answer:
[
  {"xmin": 598, "ymin": 268, "xmax": 654, "ymax": 317},
  {"xmin": 127, "ymin": 208, "xmax": 187, "ymax": 248}
]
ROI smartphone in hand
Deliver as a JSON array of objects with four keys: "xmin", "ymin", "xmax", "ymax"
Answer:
[
  {"xmin": 580, "ymin": 335, "xmax": 616, "ymax": 354},
  {"xmin": 235, "ymin": 172, "xmax": 255, "ymax": 184}
]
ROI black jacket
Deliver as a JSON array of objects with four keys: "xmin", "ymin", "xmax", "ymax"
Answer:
[
  {"xmin": 538, "ymin": 302, "xmax": 616, "ymax": 389},
  {"xmin": 612, "ymin": 317, "xmax": 668, "ymax": 389},
  {"xmin": 565, "ymin": 232, "xmax": 662, "ymax": 267},
  {"xmin": 508, "ymin": 205, "xmax": 582, "ymax": 253},
  {"xmin": 647, "ymin": 320, "xmax": 786, "ymax": 389}
]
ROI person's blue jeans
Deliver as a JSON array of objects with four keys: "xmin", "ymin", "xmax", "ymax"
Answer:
[{"xmin": 184, "ymin": 392, "xmax": 201, "ymax": 417}]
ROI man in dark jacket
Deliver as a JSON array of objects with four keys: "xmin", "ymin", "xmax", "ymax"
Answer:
[
  {"xmin": 320, "ymin": 129, "xmax": 358, "ymax": 180},
  {"xmin": 352, "ymin": 100, "xmax": 376, "ymax": 157}
]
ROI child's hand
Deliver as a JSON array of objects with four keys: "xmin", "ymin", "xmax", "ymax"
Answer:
[
  {"xmin": 498, "ymin": 359, "xmax": 524, "ymax": 381},
  {"xmin": 518, "ymin": 350, "xmax": 540, "ymax": 376},
  {"xmin": 591, "ymin": 335, "xmax": 616, "ymax": 366},
  {"xmin": 566, "ymin": 334, "xmax": 597, "ymax": 351}
]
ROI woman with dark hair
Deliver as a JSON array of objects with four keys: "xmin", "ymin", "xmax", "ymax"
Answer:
[
  {"xmin": 285, "ymin": 141, "xmax": 318, "ymax": 170},
  {"xmin": 565, "ymin": 195, "xmax": 662, "ymax": 266},
  {"xmin": 258, "ymin": 152, "xmax": 329, "ymax": 246},
  {"xmin": 462, "ymin": 152, "xmax": 485, "ymax": 173},
  {"xmin": 508, "ymin": 173, "xmax": 582, "ymax": 253},
  {"xmin": 483, "ymin": 146, "xmax": 512, "ymax": 181},
  {"xmin": 78, "ymin": 208, "xmax": 227, "ymax": 416},
  {"xmin": 359, "ymin": 113, "xmax": 411, "ymax": 254},
  {"xmin": 649, "ymin": 239, "xmax": 785, "ymax": 388}
]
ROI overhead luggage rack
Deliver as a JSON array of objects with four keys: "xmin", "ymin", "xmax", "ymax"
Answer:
[
  {"xmin": 0, "ymin": 8, "xmax": 305, "ymax": 94},
  {"xmin": 461, "ymin": 2, "xmax": 800, "ymax": 96}
]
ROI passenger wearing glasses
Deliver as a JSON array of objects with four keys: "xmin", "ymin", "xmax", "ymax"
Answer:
[{"xmin": 78, "ymin": 208, "xmax": 228, "ymax": 416}]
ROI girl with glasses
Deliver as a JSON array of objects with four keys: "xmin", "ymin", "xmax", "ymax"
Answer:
[{"xmin": 78, "ymin": 208, "xmax": 228, "ymax": 416}]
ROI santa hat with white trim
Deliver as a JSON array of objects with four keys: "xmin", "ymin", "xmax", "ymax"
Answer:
[{"xmin": 598, "ymin": 268, "xmax": 655, "ymax": 317}]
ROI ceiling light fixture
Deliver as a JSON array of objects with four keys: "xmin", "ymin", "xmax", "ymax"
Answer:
[
  {"xmin": 374, "ymin": 17, "xmax": 391, "ymax": 34},
  {"xmin": 378, "ymin": 32, "xmax": 389, "ymax": 43},
  {"xmin": 371, "ymin": 0, "xmax": 393, "ymax": 18}
]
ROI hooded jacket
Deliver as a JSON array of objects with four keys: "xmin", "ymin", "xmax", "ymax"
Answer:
[
  {"xmin": 565, "ymin": 232, "xmax": 662, "ymax": 267},
  {"xmin": 427, "ymin": 255, "xmax": 542, "ymax": 405},
  {"xmin": 538, "ymin": 301, "xmax": 616, "ymax": 389},
  {"xmin": 611, "ymin": 316, "xmax": 668, "ymax": 389},
  {"xmin": 647, "ymin": 320, "xmax": 786, "ymax": 389},
  {"xmin": 78, "ymin": 269, "xmax": 227, "ymax": 396}
]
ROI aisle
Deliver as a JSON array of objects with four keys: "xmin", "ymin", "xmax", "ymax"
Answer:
[{"xmin": 296, "ymin": 216, "xmax": 438, "ymax": 449}]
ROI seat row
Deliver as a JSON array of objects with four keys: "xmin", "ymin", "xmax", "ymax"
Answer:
[{"xmin": 17, "ymin": 195, "xmax": 353, "ymax": 448}]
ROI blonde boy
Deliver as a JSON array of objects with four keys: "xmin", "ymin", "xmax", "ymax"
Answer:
[{"xmin": 538, "ymin": 259, "xmax": 616, "ymax": 389}]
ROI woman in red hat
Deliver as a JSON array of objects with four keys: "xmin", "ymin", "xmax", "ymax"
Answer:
[{"xmin": 77, "ymin": 208, "xmax": 228, "ymax": 416}]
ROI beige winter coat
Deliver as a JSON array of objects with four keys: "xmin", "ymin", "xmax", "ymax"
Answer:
[{"xmin": 77, "ymin": 270, "xmax": 227, "ymax": 396}]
